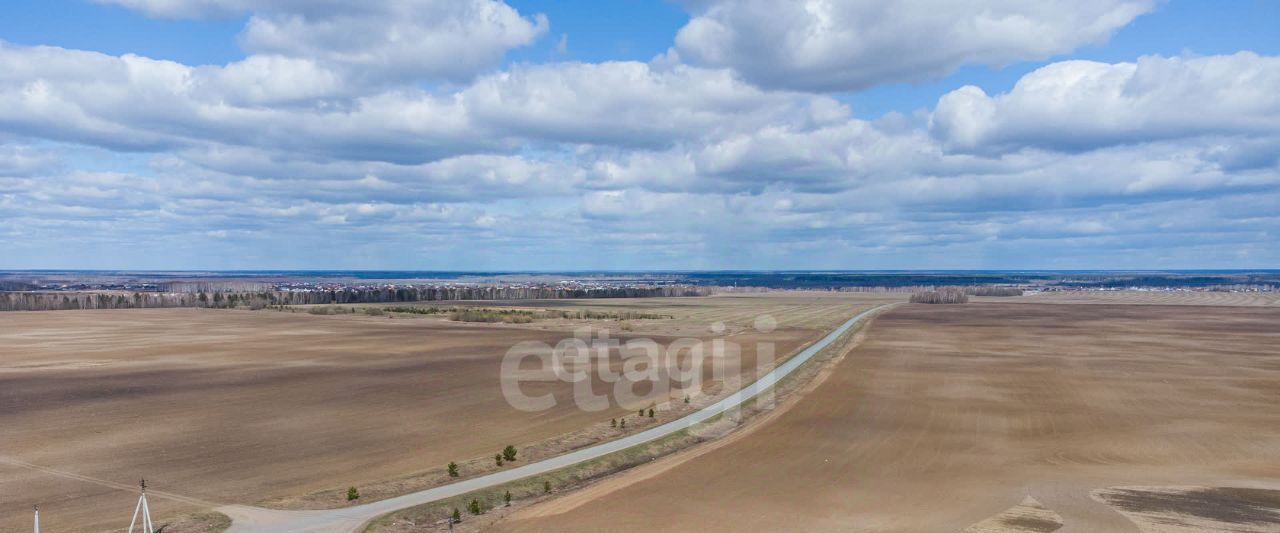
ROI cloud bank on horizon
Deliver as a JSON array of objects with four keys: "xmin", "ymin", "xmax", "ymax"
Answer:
[{"xmin": 0, "ymin": 0, "xmax": 1277, "ymax": 270}]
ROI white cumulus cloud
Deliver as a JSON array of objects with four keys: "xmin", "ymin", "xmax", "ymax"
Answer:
[
  {"xmin": 101, "ymin": 0, "xmax": 548, "ymax": 84},
  {"xmin": 673, "ymin": 0, "xmax": 1153, "ymax": 92},
  {"xmin": 931, "ymin": 52, "xmax": 1280, "ymax": 152}
]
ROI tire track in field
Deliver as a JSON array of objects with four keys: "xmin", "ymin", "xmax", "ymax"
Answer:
[{"xmin": 0, "ymin": 455, "xmax": 221, "ymax": 507}]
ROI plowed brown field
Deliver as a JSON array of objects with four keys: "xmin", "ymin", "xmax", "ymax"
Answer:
[
  {"xmin": 0, "ymin": 294, "xmax": 892, "ymax": 532},
  {"xmin": 497, "ymin": 303, "xmax": 1280, "ymax": 532}
]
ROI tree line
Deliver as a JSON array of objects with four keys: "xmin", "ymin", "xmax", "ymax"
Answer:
[
  {"xmin": 0, "ymin": 285, "xmax": 708, "ymax": 312},
  {"xmin": 909, "ymin": 288, "xmax": 970, "ymax": 304}
]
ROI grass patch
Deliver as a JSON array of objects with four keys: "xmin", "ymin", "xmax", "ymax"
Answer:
[
  {"xmin": 1099, "ymin": 487, "xmax": 1280, "ymax": 526},
  {"xmin": 365, "ymin": 428, "xmax": 705, "ymax": 531}
]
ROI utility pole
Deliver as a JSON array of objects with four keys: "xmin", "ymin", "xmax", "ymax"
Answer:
[
  {"xmin": 33, "ymin": 504, "xmax": 39, "ymax": 533},
  {"xmin": 128, "ymin": 478, "xmax": 154, "ymax": 533}
]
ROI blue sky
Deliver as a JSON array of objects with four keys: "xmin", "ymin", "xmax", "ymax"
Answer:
[{"xmin": 0, "ymin": 1, "xmax": 1277, "ymax": 269}]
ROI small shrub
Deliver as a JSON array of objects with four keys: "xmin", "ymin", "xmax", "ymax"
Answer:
[
  {"xmin": 610, "ymin": 418, "xmax": 616, "ymax": 428},
  {"xmin": 451, "ymin": 508, "xmax": 461, "ymax": 523},
  {"xmin": 638, "ymin": 409, "xmax": 644, "ymax": 417},
  {"xmin": 346, "ymin": 486, "xmax": 359, "ymax": 501},
  {"xmin": 648, "ymin": 408, "xmax": 655, "ymax": 418},
  {"xmin": 495, "ymin": 454, "xmax": 503, "ymax": 467},
  {"xmin": 543, "ymin": 480, "xmax": 552, "ymax": 494},
  {"xmin": 449, "ymin": 308, "xmax": 538, "ymax": 323},
  {"xmin": 447, "ymin": 461, "xmax": 458, "ymax": 477},
  {"xmin": 504, "ymin": 490, "xmax": 512, "ymax": 506},
  {"xmin": 502, "ymin": 445, "xmax": 518, "ymax": 462},
  {"xmin": 684, "ymin": 396, "xmax": 690, "ymax": 404},
  {"xmin": 384, "ymin": 306, "xmax": 448, "ymax": 315},
  {"xmin": 620, "ymin": 418, "xmax": 626, "ymax": 428},
  {"xmin": 468, "ymin": 498, "xmax": 483, "ymax": 515}
]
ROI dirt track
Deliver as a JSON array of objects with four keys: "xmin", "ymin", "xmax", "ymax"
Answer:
[
  {"xmin": 0, "ymin": 297, "xmax": 848, "ymax": 532},
  {"xmin": 496, "ymin": 303, "xmax": 1280, "ymax": 532}
]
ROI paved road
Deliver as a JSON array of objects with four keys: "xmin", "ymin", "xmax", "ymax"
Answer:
[{"xmin": 221, "ymin": 305, "xmax": 889, "ymax": 532}]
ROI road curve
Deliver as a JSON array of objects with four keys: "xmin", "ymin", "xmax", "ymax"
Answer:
[{"xmin": 221, "ymin": 305, "xmax": 891, "ymax": 533}]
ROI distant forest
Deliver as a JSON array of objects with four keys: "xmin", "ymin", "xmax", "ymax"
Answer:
[
  {"xmin": 682, "ymin": 271, "xmax": 1280, "ymax": 290},
  {"xmin": 0, "ymin": 286, "xmax": 707, "ymax": 312},
  {"xmin": 2, "ymin": 270, "xmax": 1276, "ymax": 311}
]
